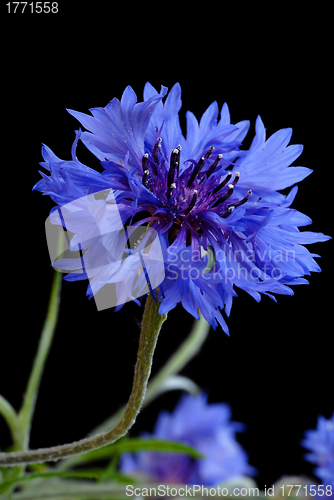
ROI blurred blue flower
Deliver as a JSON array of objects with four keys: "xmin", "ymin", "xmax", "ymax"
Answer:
[
  {"xmin": 119, "ymin": 392, "xmax": 256, "ymax": 485},
  {"xmin": 33, "ymin": 83, "xmax": 330, "ymax": 333},
  {"xmin": 302, "ymin": 413, "xmax": 334, "ymax": 490}
]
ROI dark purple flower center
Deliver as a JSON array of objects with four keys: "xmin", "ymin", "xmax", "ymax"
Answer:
[{"xmin": 135, "ymin": 138, "xmax": 251, "ymax": 243}]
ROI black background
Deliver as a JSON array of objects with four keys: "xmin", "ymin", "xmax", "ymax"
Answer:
[{"xmin": 0, "ymin": 12, "xmax": 333, "ymax": 491}]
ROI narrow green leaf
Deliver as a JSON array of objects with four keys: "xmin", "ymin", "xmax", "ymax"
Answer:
[
  {"xmin": 0, "ymin": 470, "xmax": 99, "ymax": 494},
  {"xmin": 99, "ymin": 470, "xmax": 137, "ymax": 484},
  {"xmin": 72, "ymin": 437, "xmax": 203, "ymax": 466},
  {"xmin": 113, "ymin": 438, "xmax": 203, "ymax": 457}
]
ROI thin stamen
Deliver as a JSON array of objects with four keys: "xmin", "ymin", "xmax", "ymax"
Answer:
[
  {"xmin": 142, "ymin": 153, "xmax": 149, "ymax": 173},
  {"xmin": 211, "ymin": 184, "xmax": 234, "ymax": 208},
  {"xmin": 153, "ymin": 138, "xmax": 162, "ymax": 165},
  {"xmin": 228, "ymin": 190, "xmax": 252, "ymax": 209},
  {"xmin": 231, "ymin": 172, "xmax": 240, "ymax": 187},
  {"xmin": 141, "ymin": 154, "xmax": 151, "ymax": 186},
  {"xmin": 221, "ymin": 206, "xmax": 235, "ymax": 218},
  {"xmin": 211, "ymin": 172, "xmax": 232, "ymax": 195},
  {"xmin": 187, "ymin": 156, "xmax": 205, "ymax": 187},
  {"xmin": 176, "ymin": 145, "xmax": 182, "ymax": 177},
  {"xmin": 204, "ymin": 145, "xmax": 215, "ymax": 159},
  {"xmin": 187, "ymin": 146, "xmax": 214, "ymax": 187},
  {"xmin": 206, "ymin": 153, "xmax": 223, "ymax": 179},
  {"xmin": 168, "ymin": 148, "xmax": 179, "ymax": 188},
  {"xmin": 142, "ymin": 169, "xmax": 150, "ymax": 187},
  {"xmin": 184, "ymin": 190, "xmax": 198, "ymax": 215}
]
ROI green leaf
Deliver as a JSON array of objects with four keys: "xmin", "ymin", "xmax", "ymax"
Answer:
[
  {"xmin": 109, "ymin": 438, "xmax": 203, "ymax": 457},
  {"xmin": 99, "ymin": 470, "xmax": 137, "ymax": 484},
  {"xmin": 72, "ymin": 437, "xmax": 204, "ymax": 465},
  {"xmin": 0, "ymin": 441, "xmax": 203, "ymax": 496},
  {"xmin": 0, "ymin": 470, "xmax": 99, "ymax": 495}
]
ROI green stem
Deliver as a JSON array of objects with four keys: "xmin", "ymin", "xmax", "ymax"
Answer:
[
  {"xmin": 1, "ymin": 269, "xmax": 61, "ymax": 449},
  {"xmin": 0, "ymin": 267, "xmax": 62, "ymax": 497},
  {"xmin": 0, "ymin": 294, "xmax": 167, "ymax": 467},
  {"xmin": 143, "ymin": 313, "xmax": 210, "ymax": 406},
  {"xmin": 88, "ymin": 313, "xmax": 210, "ymax": 436},
  {"xmin": 18, "ymin": 268, "xmax": 62, "ymax": 450},
  {"xmin": 54, "ymin": 313, "xmax": 210, "ymax": 472}
]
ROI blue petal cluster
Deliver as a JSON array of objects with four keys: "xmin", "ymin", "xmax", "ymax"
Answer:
[
  {"xmin": 119, "ymin": 392, "xmax": 256, "ymax": 485},
  {"xmin": 33, "ymin": 83, "xmax": 330, "ymax": 333},
  {"xmin": 302, "ymin": 413, "xmax": 334, "ymax": 489}
]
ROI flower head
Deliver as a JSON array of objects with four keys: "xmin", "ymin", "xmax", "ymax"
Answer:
[
  {"xmin": 302, "ymin": 413, "xmax": 334, "ymax": 488},
  {"xmin": 33, "ymin": 83, "xmax": 330, "ymax": 333},
  {"xmin": 119, "ymin": 392, "xmax": 255, "ymax": 485}
]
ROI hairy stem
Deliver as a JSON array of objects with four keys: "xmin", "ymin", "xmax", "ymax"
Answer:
[
  {"xmin": 89, "ymin": 313, "xmax": 210, "ymax": 436},
  {"xmin": 54, "ymin": 313, "xmax": 210, "ymax": 472},
  {"xmin": 143, "ymin": 313, "xmax": 210, "ymax": 406},
  {"xmin": 0, "ymin": 293, "xmax": 166, "ymax": 467}
]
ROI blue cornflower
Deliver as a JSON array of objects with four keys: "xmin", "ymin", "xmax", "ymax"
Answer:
[
  {"xmin": 302, "ymin": 414, "xmax": 334, "ymax": 490},
  {"xmin": 33, "ymin": 83, "xmax": 330, "ymax": 333},
  {"xmin": 119, "ymin": 392, "xmax": 256, "ymax": 485}
]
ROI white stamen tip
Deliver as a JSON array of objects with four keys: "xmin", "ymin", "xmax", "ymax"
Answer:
[
  {"xmin": 143, "ymin": 153, "xmax": 149, "ymax": 158},
  {"xmin": 194, "ymin": 190, "xmax": 198, "ymax": 194},
  {"xmin": 228, "ymin": 184, "xmax": 234, "ymax": 190},
  {"xmin": 177, "ymin": 145, "xmax": 182, "ymax": 150},
  {"xmin": 144, "ymin": 170, "xmax": 149, "ymax": 174},
  {"xmin": 170, "ymin": 183, "xmax": 176, "ymax": 188},
  {"xmin": 218, "ymin": 153, "xmax": 223, "ymax": 158},
  {"xmin": 157, "ymin": 137, "xmax": 162, "ymax": 142},
  {"xmin": 173, "ymin": 149, "xmax": 179, "ymax": 154},
  {"xmin": 248, "ymin": 190, "xmax": 252, "ymax": 195},
  {"xmin": 228, "ymin": 206, "xmax": 235, "ymax": 212},
  {"xmin": 235, "ymin": 171, "xmax": 240, "ymax": 177}
]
